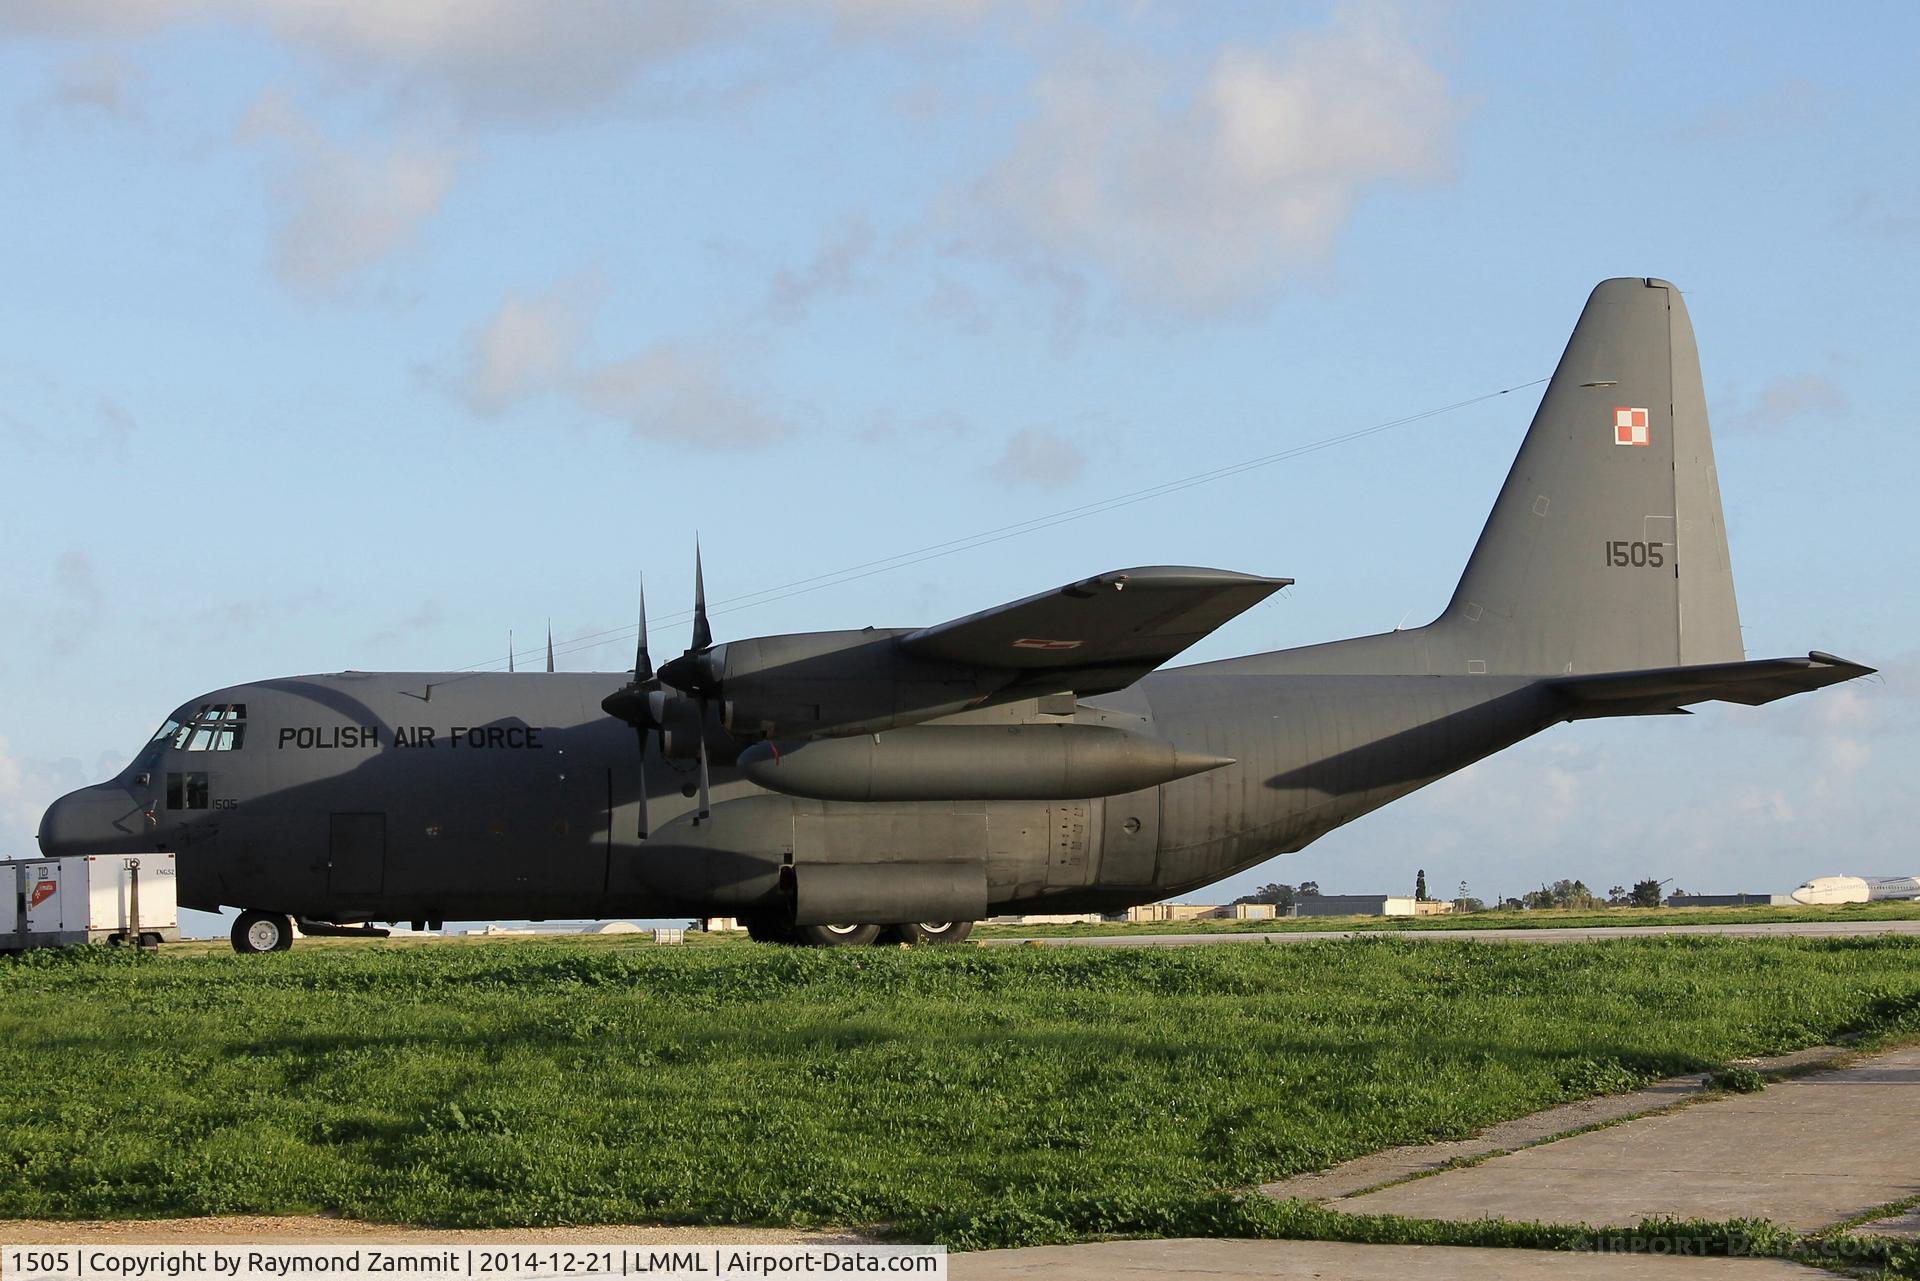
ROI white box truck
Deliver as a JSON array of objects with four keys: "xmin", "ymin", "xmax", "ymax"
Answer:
[{"xmin": 1, "ymin": 853, "xmax": 179, "ymax": 951}]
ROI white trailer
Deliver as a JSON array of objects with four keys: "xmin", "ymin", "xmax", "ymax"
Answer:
[{"xmin": 1, "ymin": 853, "xmax": 179, "ymax": 951}]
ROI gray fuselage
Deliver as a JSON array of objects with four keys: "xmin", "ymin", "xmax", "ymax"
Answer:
[{"xmin": 41, "ymin": 635, "xmax": 1559, "ymax": 923}]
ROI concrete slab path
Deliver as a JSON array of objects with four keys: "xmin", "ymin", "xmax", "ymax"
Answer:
[
  {"xmin": 949, "ymin": 1238, "xmax": 1842, "ymax": 1279},
  {"xmin": 1337, "ymin": 1046, "xmax": 1920, "ymax": 1232}
]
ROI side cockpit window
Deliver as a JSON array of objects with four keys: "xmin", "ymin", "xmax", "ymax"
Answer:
[
  {"xmin": 166, "ymin": 771, "xmax": 209, "ymax": 810},
  {"xmin": 163, "ymin": 703, "xmax": 247, "ymax": 751}
]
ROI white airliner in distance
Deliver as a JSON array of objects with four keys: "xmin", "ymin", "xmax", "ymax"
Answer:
[{"xmin": 1790, "ymin": 876, "xmax": 1920, "ymax": 905}]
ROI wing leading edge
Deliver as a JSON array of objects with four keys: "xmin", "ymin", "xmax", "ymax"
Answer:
[{"xmin": 900, "ymin": 566, "xmax": 1291, "ymax": 692}]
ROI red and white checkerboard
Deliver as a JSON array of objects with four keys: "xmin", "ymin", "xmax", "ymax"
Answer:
[{"xmin": 1614, "ymin": 406, "xmax": 1650, "ymax": 447}]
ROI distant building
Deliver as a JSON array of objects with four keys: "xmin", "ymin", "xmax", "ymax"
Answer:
[
  {"xmin": 1117, "ymin": 902, "xmax": 1295, "ymax": 922},
  {"xmin": 1666, "ymin": 893, "xmax": 1793, "ymax": 908},
  {"xmin": 1295, "ymin": 895, "xmax": 1457, "ymax": 918},
  {"xmin": 1126, "ymin": 903, "xmax": 1222, "ymax": 922},
  {"xmin": 986, "ymin": 912, "xmax": 1106, "ymax": 925}
]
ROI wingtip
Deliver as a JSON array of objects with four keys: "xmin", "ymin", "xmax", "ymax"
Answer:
[{"xmin": 1808, "ymin": 650, "xmax": 1877, "ymax": 677}]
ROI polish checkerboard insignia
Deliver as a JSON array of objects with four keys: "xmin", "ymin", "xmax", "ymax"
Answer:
[{"xmin": 1614, "ymin": 406, "xmax": 1650, "ymax": 447}]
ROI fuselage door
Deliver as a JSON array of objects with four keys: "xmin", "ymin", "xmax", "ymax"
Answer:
[
  {"xmin": 328, "ymin": 812, "xmax": 386, "ymax": 896},
  {"xmin": 1094, "ymin": 787, "xmax": 1160, "ymax": 886}
]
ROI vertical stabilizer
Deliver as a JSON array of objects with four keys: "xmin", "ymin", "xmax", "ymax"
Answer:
[{"xmin": 1434, "ymin": 278, "xmax": 1742, "ymax": 674}]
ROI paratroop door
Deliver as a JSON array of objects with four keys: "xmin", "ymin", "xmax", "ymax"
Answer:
[{"xmin": 328, "ymin": 813, "xmax": 386, "ymax": 895}]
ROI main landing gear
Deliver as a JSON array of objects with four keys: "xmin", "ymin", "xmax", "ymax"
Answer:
[{"xmin": 743, "ymin": 918, "xmax": 976, "ymax": 947}]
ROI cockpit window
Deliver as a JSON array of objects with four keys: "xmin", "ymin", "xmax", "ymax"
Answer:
[{"xmin": 160, "ymin": 704, "xmax": 248, "ymax": 751}]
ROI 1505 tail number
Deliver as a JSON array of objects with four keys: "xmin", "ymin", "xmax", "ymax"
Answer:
[{"xmin": 1604, "ymin": 540, "xmax": 1666, "ymax": 568}]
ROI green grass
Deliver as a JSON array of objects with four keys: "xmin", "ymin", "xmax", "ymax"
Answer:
[
  {"xmin": 2, "ymin": 937, "xmax": 1917, "ymax": 1248},
  {"xmin": 978, "ymin": 900, "xmax": 1920, "ymax": 937}
]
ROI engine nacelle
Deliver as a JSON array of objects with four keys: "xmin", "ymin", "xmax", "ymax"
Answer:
[{"xmin": 736, "ymin": 723, "xmax": 1233, "ymax": 801}]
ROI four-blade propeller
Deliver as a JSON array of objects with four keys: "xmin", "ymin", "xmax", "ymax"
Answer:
[{"xmin": 599, "ymin": 545, "xmax": 722, "ymax": 838}]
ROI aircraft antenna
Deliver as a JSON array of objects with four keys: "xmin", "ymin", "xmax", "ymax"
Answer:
[{"xmin": 466, "ymin": 374, "xmax": 1551, "ymax": 673}]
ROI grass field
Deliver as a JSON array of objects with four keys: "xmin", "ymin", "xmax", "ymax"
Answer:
[
  {"xmin": 977, "ymin": 900, "xmax": 1920, "ymax": 937},
  {"xmin": 3, "ymin": 936, "xmax": 1918, "ymax": 1247}
]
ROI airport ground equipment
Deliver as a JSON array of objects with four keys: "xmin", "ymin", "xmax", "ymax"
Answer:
[
  {"xmin": 0, "ymin": 853, "xmax": 179, "ymax": 951},
  {"xmin": 34, "ymin": 279, "xmax": 1875, "ymax": 951}
]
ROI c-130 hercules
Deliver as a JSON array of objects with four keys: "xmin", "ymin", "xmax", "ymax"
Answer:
[{"xmin": 39, "ymin": 279, "xmax": 1872, "ymax": 952}]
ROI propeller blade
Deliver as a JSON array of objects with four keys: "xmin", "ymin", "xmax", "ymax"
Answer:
[
  {"xmin": 634, "ymin": 575, "xmax": 654, "ymax": 681},
  {"xmin": 695, "ymin": 700, "xmax": 711, "ymax": 823},
  {"xmin": 635, "ymin": 727, "xmax": 651, "ymax": 840},
  {"xmin": 508, "ymin": 628, "xmax": 515, "ymax": 674},
  {"xmin": 546, "ymin": 621, "xmax": 554, "ymax": 674},
  {"xmin": 691, "ymin": 540, "xmax": 712, "ymax": 653}
]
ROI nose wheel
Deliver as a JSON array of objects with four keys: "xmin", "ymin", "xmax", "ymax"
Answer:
[{"xmin": 231, "ymin": 910, "xmax": 295, "ymax": 954}]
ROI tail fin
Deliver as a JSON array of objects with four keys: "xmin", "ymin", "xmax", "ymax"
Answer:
[{"xmin": 1432, "ymin": 277, "xmax": 1743, "ymax": 674}]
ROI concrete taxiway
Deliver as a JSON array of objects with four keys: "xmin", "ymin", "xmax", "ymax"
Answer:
[
  {"xmin": 958, "ymin": 1041, "xmax": 1920, "ymax": 1279},
  {"xmin": 980, "ymin": 920, "xmax": 1920, "ymax": 947},
  {"xmin": 950, "ymin": 1238, "xmax": 1842, "ymax": 1279},
  {"xmin": 1334, "ymin": 1044, "xmax": 1920, "ymax": 1231}
]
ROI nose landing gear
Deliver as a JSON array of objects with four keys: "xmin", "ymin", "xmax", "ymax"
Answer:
[{"xmin": 231, "ymin": 910, "xmax": 294, "ymax": 954}]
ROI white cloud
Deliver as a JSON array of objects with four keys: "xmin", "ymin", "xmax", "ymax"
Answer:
[
  {"xmin": 95, "ymin": 396, "xmax": 136, "ymax": 451},
  {"xmin": 969, "ymin": 3, "xmax": 1459, "ymax": 314},
  {"xmin": 249, "ymin": 0, "xmax": 717, "ymax": 125},
  {"xmin": 3, "ymin": 1, "xmax": 1001, "ymax": 126},
  {"xmin": 576, "ymin": 344, "xmax": 787, "ymax": 450},
  {"xmin": 37, "ymin": 50, "xmax": 147, "ymax": 122},
  {"xmin": 1672, "ymin": 77, "xmax": 1820, "ymax": 142},
  {"xmin": 239, "ymin": 92, "xmax": 461, "ymax": 291},
  {"xmin": 768, "ymin": 218, "xmax": 875, "ymax": 322},
  {"xmin": 1721, "ymin": 372, "xmax": 1849, "ymax": 434},
  {"xmin": 987, "ymin": 426, "xmax": 1085, "ymax": 486},
  {"xmin": 0, "ymin": 733, "xmax": 88, "ymax": 859},
  {"xmin": 441, "ymin": 284, "xmax": 790, "ymax": 451},
  {"xmin": 449, "ymin": 279, "xmax": 596, "ymax": 417}
]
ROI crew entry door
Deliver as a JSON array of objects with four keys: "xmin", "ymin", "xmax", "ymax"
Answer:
[{"xmin": 328, "ymin": 813, "xmax": 386, "ymax": 895}]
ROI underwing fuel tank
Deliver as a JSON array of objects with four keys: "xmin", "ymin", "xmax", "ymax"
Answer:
[{"xmin": 735, "ymin": 723, "xmax": 1233, "ymax": 802}]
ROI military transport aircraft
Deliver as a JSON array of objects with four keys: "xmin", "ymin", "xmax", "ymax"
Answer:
[{"xmin": 38, "ymin": 278, "xmax": 1873, "ymax": 953}]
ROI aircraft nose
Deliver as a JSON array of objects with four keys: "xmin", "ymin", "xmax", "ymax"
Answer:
[{"xmin": 37, "ymin": 783, "xmax": 149, "ymax": 858}]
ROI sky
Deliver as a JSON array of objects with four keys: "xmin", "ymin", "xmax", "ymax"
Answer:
[{"xmin": 2, "ymin": 0, "xmax": 1915, "ymax": 923}]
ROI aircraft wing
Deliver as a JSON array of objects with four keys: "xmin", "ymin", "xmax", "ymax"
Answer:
[
  {"xmin": 1552, "ymin": 651, "xmax": 1875, "ymax": 717},
  {"xmin": 900, "ymin": 566, "xmax": 1290, "ymax": 692}
]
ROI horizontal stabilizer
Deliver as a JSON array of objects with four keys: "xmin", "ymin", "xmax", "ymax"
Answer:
[
  {"xmin": 902, "ymin": 566, "xmax": 1289, "ymax": 680},
  {"xmin": 1553, "ymin": 651, "xmax": 1875, "ymax": 718}
]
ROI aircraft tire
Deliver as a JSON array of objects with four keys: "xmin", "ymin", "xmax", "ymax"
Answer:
[
  {"xmin": 232, "ymin": 910, "xmax": 295, "ymax": 954},
  {"xmin": 791, "ymin": 923, "xmax": 883, "ymax": 947},
  {"xmin": 883, "ymin": 921, "xmax": 975, "ymax": 946}
]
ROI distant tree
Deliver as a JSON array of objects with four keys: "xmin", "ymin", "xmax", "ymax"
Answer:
[
  {"xmin": 1607, "ymin": 885, "xmax": 1628, "ymax": 906},
  {"xmin": 1455, "ymin": 897, "xmax": 1488, "ymax": 913},
  {"xmin": 1297, "ymin": 881, "xmax": 1321, "ymax": 898},
  {"xmin": 1524, "ymin": 879, "xmax": 1603, "ymax": 910},
  {"xmin": 1415, "ymin": 868, "xmax": 1428, "ymax": 901},
  {"xmin": 1501, "ymin": 896, "xmax": 1527, "ymax": 911},
  {"xmin": 1233, "ymin": 882, "xmax": 1295, "ymax": 909},
  {"xmin": 1631, "ymin": 878, "xmax": 1665, "ymax": 908}
]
